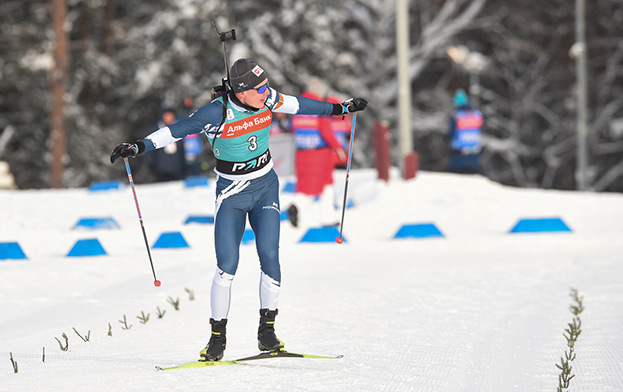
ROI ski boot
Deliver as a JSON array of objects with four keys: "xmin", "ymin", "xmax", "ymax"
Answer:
[
  {"xmin": 200, "ymin": 318, "xmax": 227, "ymax": 361},
  {"xmin": 257, "ymin": 309, "xmax": 285, "ymax": 352}
]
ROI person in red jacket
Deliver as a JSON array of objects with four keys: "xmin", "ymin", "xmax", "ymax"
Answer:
[{"xmin": 290, "ymin": 79, "xmax": 346, "ymax": 227}]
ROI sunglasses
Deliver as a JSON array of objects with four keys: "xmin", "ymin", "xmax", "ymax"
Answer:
[{"xmin": 253, "ymin": 82, "xmax": 269, "ymax": 94}]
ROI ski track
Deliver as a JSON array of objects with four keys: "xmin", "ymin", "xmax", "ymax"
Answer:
[{"xmin": 1, "ymin": 170, "xmax": 623, "ymax": 391}]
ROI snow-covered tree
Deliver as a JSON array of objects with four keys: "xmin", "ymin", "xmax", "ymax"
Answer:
[{"xmin": 1, "ymin": 0, "xmax": 622, "ymax": 191}]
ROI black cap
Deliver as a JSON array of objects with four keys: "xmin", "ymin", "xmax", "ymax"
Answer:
[
  {"xmin": 160, "ymin": 106, "xmax": 176, "ymax": 116},
  {"xmin": 229, "ymin": 59, "xmax": 268, "ymax": 93}
]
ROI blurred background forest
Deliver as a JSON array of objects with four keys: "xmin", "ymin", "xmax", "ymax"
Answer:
[{"xmin": 0, "ymin": 0, "xmax": 622, "ymax": 191}]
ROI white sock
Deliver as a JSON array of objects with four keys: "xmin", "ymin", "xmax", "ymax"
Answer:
[
  {"xmin": 259, "ymin": 271, "xmax": 280, "ymax": 310},
  {"xmin": 211, "ymin": 268, "xmax": 234, "ymax": 320}
]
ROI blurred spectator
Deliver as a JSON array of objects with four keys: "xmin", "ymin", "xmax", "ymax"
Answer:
[
  {"xmin": 447, "ymin": 89, "xmax": 483, "ymax": 174},
  {"xmin": 290, "ymin": 78, "xmax": 346, "ymax": 227},
  {"xmin": 270, "ymin": 111, "xmax": 291, "ymax": 135},
  {"xmin": 179, "ymin": 97, "xmax": 194, "ymax": 119},
  {"xmin": 183, "ymin": 134, "xmax": 203, "ymax": 176},
  {"xmin": 144, "ymin": 107, "xmax": 186, "ymax": 182},
  {"xmin": 178, "ymin": 97, "xmax": 204, "ymax": 176}
]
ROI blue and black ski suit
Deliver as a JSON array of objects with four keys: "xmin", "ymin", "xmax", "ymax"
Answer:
[{"xmin": 140, "ymin": 86, "xmax": 337, "ymax": 319}]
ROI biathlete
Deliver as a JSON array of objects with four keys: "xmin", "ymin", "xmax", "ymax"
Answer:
[{"xmin": 110, "ymin": 58, "xmax": 367, "ymax": 361}]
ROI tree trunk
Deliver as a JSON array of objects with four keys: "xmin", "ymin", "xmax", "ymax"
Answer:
[
  {"xmin": 104, "ymin": 0, "xmax": 116, "ymax": 56},
  {"xmin": 50, "ymin": 0, "xmax": 68, "ymax": 188}
]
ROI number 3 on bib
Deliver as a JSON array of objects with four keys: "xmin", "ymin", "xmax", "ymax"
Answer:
[{"xmin": 247, "ymin": 135, "xmax": 258, "ymax": 151}]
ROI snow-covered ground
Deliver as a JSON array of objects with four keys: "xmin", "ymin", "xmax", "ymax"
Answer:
[{"xmin": 1, "ymin": 169, "xmax": 622, "ymax": 391}]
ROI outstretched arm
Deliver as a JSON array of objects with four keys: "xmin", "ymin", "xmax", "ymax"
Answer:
[
  {"xmin": 266, "ymin": 88, "xmax": 367, "ymax": 116},
  {"xmin": 143, "ymin": 102, "xmax": 223, "ymax": 151},
  {"xmin": 110, "ymin": 101, "xmax": 224, "ymax": 163}
]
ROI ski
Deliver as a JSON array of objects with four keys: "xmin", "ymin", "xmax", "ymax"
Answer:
[
  {"xmin": 156, "ymin": 351, "xmax": 343, "ymax": 371},
  {"xmin": 155, "ymin": 360, "xmax": 237, "ymax": 370},
  {"xmin": 235, "ymin": 350, "xmax": 343, "ymax": 362}
]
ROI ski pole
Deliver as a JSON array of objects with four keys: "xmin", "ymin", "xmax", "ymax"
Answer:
[
  {"xmin": 336, "ymin": 113, "xmax": 357, "ymax": 244},
  {"xmin": 123, "ymin": 157, "xmax": 161, "ymax": 287}
]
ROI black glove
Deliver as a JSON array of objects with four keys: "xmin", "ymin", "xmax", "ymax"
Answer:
[
  {"xmin": 110, "ymin": 141, "xmax": 144, "ymax": 164},
  {"xmin": 343, "ymin": 98, "xmax": 368, "ymax": 113},
  {"xmin": 332, "ymin": 98, "xmax": 368, "ymax": 115}
]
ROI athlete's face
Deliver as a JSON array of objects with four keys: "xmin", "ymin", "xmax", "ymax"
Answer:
[{"xmin": 237, "ymin": 80, "xmax": 269, "ymax": 109}]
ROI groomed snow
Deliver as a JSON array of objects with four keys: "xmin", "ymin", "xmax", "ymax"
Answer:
[{"xmin": 1, "ymin": 169, "xmax": 622, "ymax": 391}]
